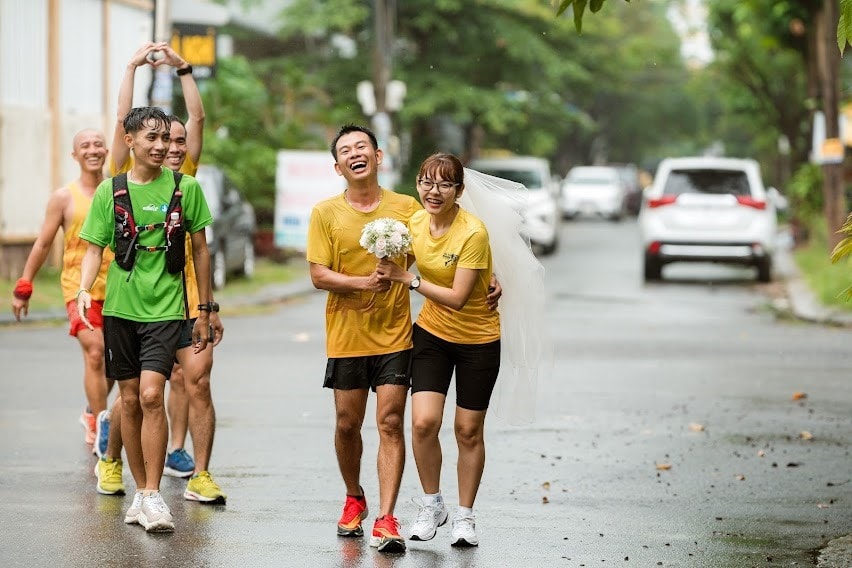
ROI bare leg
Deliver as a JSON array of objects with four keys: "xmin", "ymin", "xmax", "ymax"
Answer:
[
  {"xmin": 333, "ymin": 389, "xmax": 368, "ymax": 496},
  {"xmin": 454, "ymin": 407, "xmax": 487, "ymax": 508},
  {"xmin": 176, "ymin": 346, "xmax": 215, "ymax": 472},
  {"xmin": 139, "ymin": 370, "xmax": 169, "ymax": 491},
  {"xmin": 76, "ymin": 328, "xmax": 112, "ymax": 416},
  {"xmin": 118, "ymin": 380, "xmax": 145, "ymax": 488},
  {"xmin": 411, "ymin": 391, "xmax": 446, "ymax": 494},
  {"xmin": 167, "ymin": 363, "xmax": 189, "ymax": 451},
  {"xmin": 105, "ymin": 394, "xmax": 123, "ymax": 460},
  {"xmin": 375, "ymin": 384, "xmax": 408, "ymax": 516}
]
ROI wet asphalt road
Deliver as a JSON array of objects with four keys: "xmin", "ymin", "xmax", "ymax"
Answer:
[{"xmin": 1, "ymin": 218, "xmax": 852, "ymax": 568}]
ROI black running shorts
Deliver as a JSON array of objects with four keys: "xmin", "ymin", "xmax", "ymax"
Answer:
[
  {"xmin": 103, "ymin": 316, "xmax": 183, "ymax": 380},
  {"xmin": 324, "ymin": 350, "xmax": 412, "ymax": 392},
  {"xmin": 410, "ymin": 323, "xmax": 500, "ymax": 412}
]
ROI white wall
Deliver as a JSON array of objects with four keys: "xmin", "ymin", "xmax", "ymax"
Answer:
[{"xmin": 0, "ymin": 0, "xmax": 51, "ymax": 239}]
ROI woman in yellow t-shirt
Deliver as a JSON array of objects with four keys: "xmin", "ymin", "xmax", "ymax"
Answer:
[{"xmin": 376, "ymin": 153, "xmax": 499, "ymax": 548}]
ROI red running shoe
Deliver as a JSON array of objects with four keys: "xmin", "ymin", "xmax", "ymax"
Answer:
[
  {"xmin": 370, "ymin": 515, "xmax": 406, "ymax": 553},
  {"xmin": 337, "ymin": 493, "xmax": 368, "ymax": 537}
]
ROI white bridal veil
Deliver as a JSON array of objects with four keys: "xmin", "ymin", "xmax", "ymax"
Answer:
[{"xmin": 459, "ymin": 168, "xmax": 551, "ymax": 424}]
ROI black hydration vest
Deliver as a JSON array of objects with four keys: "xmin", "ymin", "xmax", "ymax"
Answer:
[{"xmin": 112, "ymin": 172, "xmax": 186, "ymax": 275}]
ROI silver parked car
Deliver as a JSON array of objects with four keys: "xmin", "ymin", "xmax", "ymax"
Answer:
[
  {"xmin": 560, "ymin": 165, "xmax": 627, "ymax": 221},
  {"xmin": 194, "ymin": 165, "xmax": 257, "ymax": 290},
  {"xmin": 638, "ymin": 156, "xmax": 782, "ymax": 283},
  {"xmin": 467, "ymin": 156, "xmax": 561, "ymax": 255}
]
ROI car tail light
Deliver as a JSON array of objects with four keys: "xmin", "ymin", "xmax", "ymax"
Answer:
[
  {"xmin": 647, "ymin": 195, "xmax": 677, "ymax": 208},
  {"xmin": 736, "ymin": 196, "xmax": 766, "ymax": 209},
  {"xmin": 647, "ymin": 241, "xmax": 662, "ymax": 254}
]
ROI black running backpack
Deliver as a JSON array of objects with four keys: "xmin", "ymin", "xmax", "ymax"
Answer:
[{"xmin": 112, "ymin": 171, "xmax": 186, "ymax": 275}]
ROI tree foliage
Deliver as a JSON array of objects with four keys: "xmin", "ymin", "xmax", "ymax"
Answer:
[{"xmin": 266, "ymin": 0, "xmax": 699, "ymax": 181}]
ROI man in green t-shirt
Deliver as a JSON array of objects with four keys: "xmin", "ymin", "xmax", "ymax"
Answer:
[{"xmin": 76, "ymin": 106, "xmax": 217, "ymax": 534}]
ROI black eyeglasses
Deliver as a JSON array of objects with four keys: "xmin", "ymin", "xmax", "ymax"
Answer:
[{"xmin": 418, "ymin": 179, "xmax": 459, "ymax": 192}]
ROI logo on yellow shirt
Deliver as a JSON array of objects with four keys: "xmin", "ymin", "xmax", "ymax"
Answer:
[{"xmin": 443, "ymin": 253, "xmax": 459, "ymax": 267}]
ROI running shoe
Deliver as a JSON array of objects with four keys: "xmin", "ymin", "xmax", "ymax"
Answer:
[
  {"xmin": 337, "ymin": 492, "xmax": 368, "ymax": 537},
  {"xmin": 450, "ymin": 512, "xmax": 479, "ymax": 547},
  {"xmin": 184, "ymin": 471, "xmax": 227, "ymax": 504},
  {"xmin": 94, "ymin": 409, "xmax": 110, "ymax": 458},
  {"xmin": 79, "ymin": 408, "xmax": 96, "ymax": 446},
  {"xmin": 95, "ymin": 457, "xmax": 125, "ymax": 495},
  {"xmin": 370, "ymin": 515, "xmax": 406, "ymax": 553},
  {"xmin": 125, "ymin": 491, "xmax": 144, "ymax": 525},
  {"xmin": 163, "ymin": 448, "xmax": 195, "ymax": 478},
  {"xmin": 408, "ymin": 497, "xmax": 448, "ymax": 541},
  {"xmin": 138, "ymin": 492, "xmax": 175, "ymax": 533}
]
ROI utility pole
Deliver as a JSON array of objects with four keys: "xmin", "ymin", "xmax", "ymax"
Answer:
[
  {"xmin": 372, "ymin": 0, "xmax": 396, "ymax": 186},
  {"xmin": 150, "ymin": 0, "xmax": 173, "ymax": 112},
  {"xmin": 815, "ymin": 0, "xmax": 845, "ymax": 250}
]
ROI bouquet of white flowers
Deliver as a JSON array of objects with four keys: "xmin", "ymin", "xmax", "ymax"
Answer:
[{"xmin": 360, "ymin": 217, "xmax": 412, "ymax": 259}]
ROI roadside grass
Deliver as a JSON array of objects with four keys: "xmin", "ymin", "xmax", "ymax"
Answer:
[
  {"xmin": 793, "ymin": 224, "xmax": 852, "ymax": 311},
  {"xmin": 0, "ymin": 258, "xmax": 308, "ymax": 314}
]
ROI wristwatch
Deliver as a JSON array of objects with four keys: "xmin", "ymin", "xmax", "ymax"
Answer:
[
  {"xmin": 408, "ymin": 276, "xmax": 421, "ymax": 290},
  {"xmin": 197, "ymin": 301, "xmax": 220, "ymax": 312}
]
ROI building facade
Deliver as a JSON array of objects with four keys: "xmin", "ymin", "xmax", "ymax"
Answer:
[{"xmin": 0, "ymin": 0, "xmax": 154, "ymax": 277}]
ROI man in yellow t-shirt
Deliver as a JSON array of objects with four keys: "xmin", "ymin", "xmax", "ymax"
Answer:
[
  {"xmin": 96, "ymin": 41, "xmax": 227, "ymax": 506},
  {"xmin": 11, "ymin": 129, "xmax": 115, "ymax": 452},
  {"xmin": 307, "ymin": 125, "xmax": 421, "ymax": 553}
]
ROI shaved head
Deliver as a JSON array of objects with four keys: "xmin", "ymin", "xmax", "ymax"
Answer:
[{"xmin": 72, "ymin": 129, "xmax": 106, "ymax": 150}]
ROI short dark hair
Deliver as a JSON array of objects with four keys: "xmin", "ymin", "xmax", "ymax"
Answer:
[
  {"xmin": 418, "ymin": 153, "xmax": 464, "ymax": 186},
  {"xmin": 167, "ymin": 114, "xmax": 186, "ymax": 128},
  {"xmin": 330, "ymin": 124, "xmax": 378, "ymax": 160},
  {"xmin": 123, "ymin": 107, "xmax": 170, "ymax": 136}
]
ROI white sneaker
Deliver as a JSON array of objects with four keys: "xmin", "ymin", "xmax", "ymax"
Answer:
[
  {"xmin": 408, "ymin": 497, "xmax": 449, "ymax": 541},
  {"xmin": 450, "ymin": 512, "xmax": 478, "ymax": 547},
  {"xmin": 124, "ymin": 491, "xmax": 144, "ymax": 525},
  {"xmin": 138, "ymin": 492, "xmax": 175, "ymax": 533}
]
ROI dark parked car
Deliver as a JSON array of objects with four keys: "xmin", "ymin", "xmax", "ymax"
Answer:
[{"xmin": 194, "ymin": 165, "xmax": 257, "ymax": 290}]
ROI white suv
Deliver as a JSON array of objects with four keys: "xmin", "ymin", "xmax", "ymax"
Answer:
[
  {"xmin": 638, "ymin": 157, "xmax": 779, "ymax": 282},
  {"xmin": 467, "ymin": 156, "xmax": 561, "ymax": 255}
]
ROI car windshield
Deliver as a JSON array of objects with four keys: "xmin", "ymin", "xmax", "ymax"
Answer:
[
  {"xmin": 477, "ymin": 168, "xmax": 543, "ymax": 189},
  {"xmin": 663, "ymin": 169, "xmax": 750, "ymax": 196}
]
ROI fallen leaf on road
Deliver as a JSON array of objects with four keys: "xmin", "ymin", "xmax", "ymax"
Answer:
[
  {"xmin": 757, "ymin": 450, "xmax": 766, "ymax": 457},
  {"xmin": 800, "ymin": 431, "xmax": 814, "ymax": 440},
  {"xmin": 817, "ymin": 503, "xmax": 831, "ymax": 509},
  {"xmin": 656, "ymin": 463, "xmax": 672, "ymax": 471},
  {"xmin": 688, "ymin": 423, "xmax": 705, "ymax": 432},
  {"xmin": 541, "ymin": 481, "xmax": 551, "ymax": 490},
  {"xmin": 542, "ymin": 496, "xmax": 550, "ymax": 504},
  {"xmin": 735, "ymin": 474, "xmax": 746, "ymax": 481},
  {"xmin": 792, "ymin": 392, "xmax": 807, "ymax": 400}
]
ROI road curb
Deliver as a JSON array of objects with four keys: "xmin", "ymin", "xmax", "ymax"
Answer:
[{"xmin": 775, "ymin": 236, "xmax": 852, "ymax": 327}]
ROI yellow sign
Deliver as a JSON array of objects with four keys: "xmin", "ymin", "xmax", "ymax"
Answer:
[
  {"xmin": 821, "ymin": 137, "xmax": 844, "ymax": 163},
  {"xmin": 171, "ymin": 24, "xmax": 217, "ymax": 78}
]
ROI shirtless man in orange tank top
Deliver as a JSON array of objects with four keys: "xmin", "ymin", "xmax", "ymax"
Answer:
[{"xmin": 11, "ymin": 129, "xmax": 115, "ymax": 454}]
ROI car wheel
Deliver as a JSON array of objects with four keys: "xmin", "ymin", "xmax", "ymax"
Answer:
[
  {"xmin": 241, "ymin": 241, "xmax": 256, "ymax": 278},
  {"xmin": 212, "ymin": 248, "xmax": 227, "ymax": 290},
  {"xmin": 756, "ymin": 257, "xmax": 772, "ymax": 283},
  {"xmin": 643, "ymin": 254, "xmax": 662, "ymax": 282}
]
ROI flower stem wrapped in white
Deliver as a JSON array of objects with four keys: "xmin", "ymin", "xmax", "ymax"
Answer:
[{"xmin": 360, "ymin": 217, "xmax": 412, "ymax": 259}]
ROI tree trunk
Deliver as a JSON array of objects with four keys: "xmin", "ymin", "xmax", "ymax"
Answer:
[{"xmin": 816, "ymin": 0, "xmax": 847, "ymax": 250}]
